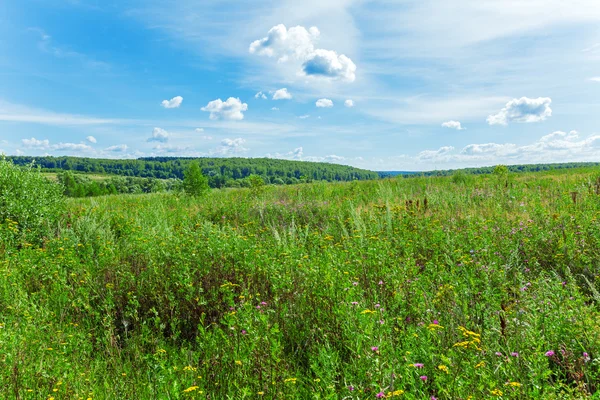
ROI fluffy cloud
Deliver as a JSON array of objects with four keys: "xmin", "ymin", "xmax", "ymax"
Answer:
[
  {"xmin": 271, "ymin": 107, "xmax": 279, "ymax": 111},
  {"xmin": 590, "ymin": 77, "xmax": 600, "ymax": 82},
  {"xmin": 22, "ymin": 137, "xmax": 50, "ymax": 149},
  {"xmin": 200, "ymin": 135, "xmax": 213, "ymax": 140},
  {"xmin": 195, "ymin": 128, "xmax": 204, "ymax": 132},
  {"xmin": 161, "ymin": 96, "xmax": 183, "ymax": 109},
  {"xmin": 212, "ymin": 138, "xmax": 248, "ymax": 155},
  {"xmin": 249, "ymin": 24, "xmax": 356, "ymax": 82},
  {"xmin": 487, "ymin": 97, "xmax": 552, "ymax": 126},
  {"xmin": 148, "ymin": 127, "xmax": 169, "ymax": 142},
  {"xmin": 53, "ymin": 143, "xmax": 93, "ymax": 152},
  {"xmin": 105, "ymin": 144, "xmax": 128, "ymax": 152},
  {"xmin": 302, "ymin": 49, "xmax": 356, "ymax": 82},
  {"xmin": 417, "ymin": 146, "xmax": 455, "ymax": 160},
  {"xmin": 255, "ymin": 91, "xmax": 267, "ymax": 99},
  {"xmin": 344, "ymin": 99, "xmax": 354, "ymax": 108},
  {"xmin": 201, "ymin": 97, "xmax": 248, "ymax": 121},
  {"xmin": 441, "ymin": 120, "xmax": 465, "ymax": 130},
  {"xmin": 316, "ymin": 98, "xmax": 334, "ymax": 108},
  {"xmin": 272, "ymin": 88, "xmax": 292, "ymax": 100},
  {"xmin": 298, "ymin": 115, "xmax": 310, "ymax": 119},
  {"xmin": 86, "ymin": 136, "xmax": 97, "ymax": 143}
]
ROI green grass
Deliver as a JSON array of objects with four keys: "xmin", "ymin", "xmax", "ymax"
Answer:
[{"xmin": 1, "ymin": 167, "xmax": 600, "ymax": 399}]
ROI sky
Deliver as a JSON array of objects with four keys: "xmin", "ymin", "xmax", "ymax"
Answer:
[{"xmin": 1, "ymin": 0, "xmax": 600, "ymax": 171}]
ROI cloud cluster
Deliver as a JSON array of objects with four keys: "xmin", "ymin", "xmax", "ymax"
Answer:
[
  {"xmin": 316, "ymin": 98, "xmax": 334, "ymax": 108},
  {"xmin": 161, "ymin": 96, "xmax": 183, "ymax": 109},
  {"xmin": 255, "ymin": 91, "xmax": 267, "ymax": 99},
  {"xmin": 250, "ymin": 24, "xmax": 356, "ymax": 82},
  {"xmin": 441, "ymin": 120, "xmax": 465, "ymax": 130},
  {"xmin": 148, "ymin": 127, "xmax": 170, "ymax": 142},
  {"xmin": 212, "ymin": 138, "xmax": 248, "ymax": 155},
  {"xmin": 86, "ymin": 136, "xmax": 97, "ymax": 143},
  {"xmin": 272, "ymin": 88, "xmax": 292, "ymax": 100},
  {"xmin": 201, "ymin": 97, "xmax": 248, "ymax": 120},
  {"xmin": 344, "ymin": 99, "xmax": 354, "ymax": 108},
  {"xmin": 22, "ymin": 137, "xmax": 92, "ymax": 152},
  {"xmin": 487, "ymin": 97, "xmax": 552, "ymax": 126},
  {"xmin": 105, "ymin": 144, "xmax": 128, "ymax": 152}
]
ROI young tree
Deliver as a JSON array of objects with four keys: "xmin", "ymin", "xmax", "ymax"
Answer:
[{"xmin": 183, "ymin": 162, "xmax": 210, "ymax": 196}]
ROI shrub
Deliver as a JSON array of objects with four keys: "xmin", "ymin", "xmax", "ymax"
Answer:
[
  {"xmin": 0, "ymin": 157, "xmax": 64, "ymax": 245},
  {"xmin": 183, "ymin": 162, "xmax": 210, "ymax": 197}
]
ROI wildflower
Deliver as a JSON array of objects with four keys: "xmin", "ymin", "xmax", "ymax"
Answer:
[
  {"xmin": 371, "ymin": 346, "xmax": 379, "ymax": 352},
  {"xmin": 490, "ymin": 389, "xmax": 503, "ymax": 396},
  {"xmin": 432, "ymin": 319, "xmax": 439, "ymax": 325},
  {"xmin": 438, "ymin": 365, "xmax": 449, "ymax": 373},
  {"xmin": 583, "ymin": 352, "xmax": 590, "ymax": 362},
  {"xmin": 260, "ymin": 301, "xmax": 267, "ymax": 306},
  {"xmin": 375, "ymin": 303, "xmax": 381, "ymax": 308},
  {"xmin": 351, "ymin": 301, "xmax": 358, "ymax": 305},
  {"xmin": 352, "ymin": 282, "xmax": 359, "ymax": 286},
  {"xmin": 183, "ymin": 386, "xmax": 199, "ymax": 393},
  {"xmin": 545, "ymin": 350, "xmax": 555, "ymax": 357},
  {"xmin": 475, "ymin": 361, "xmax": 485, "ymax": 368},
  {"xmin": 235, "ymin": 360, "xmax": 242, "ymax": 365},
  {"xmin": 413, "ymin": 363, "xmax": 424, "ymax": 368},
  {"xmin": 348, "ymin": 386, "xmax": 354, "ymax": 391},
  {"xmin": 241, "ymin": 329, "xmax": 247, "ymax": 335},
  {"xmin": 420, "ymin": 375, "xmax": 428, "ymax": 382},
  {"xmin": 505, "ymin": 382, "xmax": 521, "ymax": 387},
  {"xmin": 284, "ymin": 378, "xmax": 297, "ymax": 384},
  {"xmin": 495, "ymin": 352, "xmax": 503, "ymax": 357},
  {"xmin": 510, "ymin": 352, "xmax": 519, "ymax": 357},
  {"xmin": 378, "ymin": 280, "xmax": 384, "ymax": 285},
  {"xmin": 391, "ymin": 390, "xmax": 405, "ymax": 396},
  {"xmin": 257, "ymin": 392, "xmax": 264, "ymax": 395},
  {"xmin": 376, "ymin": 392, "xmax": 385, "ymax": 398},
  {"xmin": 378, "ymin": 320, "xmax": 385, "ymax": 325}
]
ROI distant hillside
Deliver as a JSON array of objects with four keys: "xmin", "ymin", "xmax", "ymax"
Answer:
[
  {"xmin": 6, "ymin": 156, "xmax": 379, "ymax": 188},
  {"xmin": 379, "ymin": 162, "xmax": 600, "ymax": 178}
]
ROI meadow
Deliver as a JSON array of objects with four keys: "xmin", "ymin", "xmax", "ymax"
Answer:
[{"xmin": 1, "ymin": 160, "xmax": 600, "ymax": 399}]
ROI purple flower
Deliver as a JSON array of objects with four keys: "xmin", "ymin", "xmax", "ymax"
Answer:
[
  {"xmin": 420, "ymin": 375, "xmax": 428, "ymax": 382},
  {"xmin": 510, "ymin": 352, "xmax": 519, "ymax": 357},
  {"xmin": 432, "ymin": 320, "xmax": 439, "ymax": 325},
  {"xmin": 545, "ymin": 350, "xmax": 555, "ymax": 357},
  {"xmin": 495, "ymin": 352, "xmax": 503, "ymax": 357},
  {"xmin": 378, "ymin": 320, "xmax": 385, "ymax": 325},
  {"xmin": 413, "ymin": 363, "xmax": 424, "ymax": 368},
  {"xmin": 351, "ymin": 301, "xmax": 359, "ymax": 305},
  {"xmin": 376, "ymin": 392, "xmax": 385, "ymax": 398},
  {"xmin": 431, "ymin": 397, "xmax": 438, "ymax": 400},
  {"xmin": 260, "ymin": 301, "xmax": 267, "ymax": 306},
  {"xmin": 583, "ymin": 352, "xmax": 590, "ymax": 362},
  {"xmin": 378, "ymin": 280, "xmax": 384, "ymax": 285},
  {"xmin": 241, "ymin": 329, "xmax": 247, "ymax": 335},
  {"xmin": 352, "ymin": 282, "xmax": 359, "ymax": 286},
  {"xmin": 348, "ymin": 386, "xmax": 354, "ymax": 391},
  {"xmin": 375, "ymin": 303, "xmax": 381, "ymax": 308},
  {"xmin": 371, "ymin": 346, "xmax": 379, "ymax": 352}
]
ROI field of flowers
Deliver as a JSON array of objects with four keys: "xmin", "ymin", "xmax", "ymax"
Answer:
[{"xmin": 1, "ymin": 163, "xmax": 600, "ymax": 399}]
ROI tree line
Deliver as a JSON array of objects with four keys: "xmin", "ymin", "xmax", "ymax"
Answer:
[{"xmin": 7, "ymin": 156, "xmax": 378, "ymax": 188}]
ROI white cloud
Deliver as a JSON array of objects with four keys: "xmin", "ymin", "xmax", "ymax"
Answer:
[
  {"xmin": 86, "ymin": 135, "xmax": 97, "ymax": 143},
  {"xmin": 161, "ymin": 96, "xmax": 183, "ymax": 109},
  {"xmin": 201, "ymin": 97, "xmax": 248, "ymax": 121},
  {"xmin": 271, "ymin": 107, "xmax": 279, "ymax": 111},
  {"xmin": 487, "ymin": 97, "xmax": 552, "ymax": 126},
  {"xmin": 344, "ymin": 99, "xmax": 354, "ymax": 108},
  {"xmin": 152, "ymin": 144, "xmax": 193, "ymax": 153},
  {"xmin": 417, "ymin": 146, "xmax": 455, "ymax": 160},
  {"xmin": 316, "ymin": 98, "xmax": 334, "ymax": 108},
  {"xmin": 298, "ymin": 114, "xmax": 310, "ymax": 119},
  {"xmin": 249, "ymin": 24, "xmax": 356, "ymax": 82},
  {"xmin": 148, "ymin": 127, "xmax": 169, "ymax": 142},
  {"xmin": 591, "ymin": 77, "xmax": 600, "ymax": 82},
  {"xmin": 200, "ymin": 135, "xmax": 213, "ymax": 140},
  {"xmin": 105, "ymin": 144, "xmax": 128, "ymax": 152},
  {"xmin": 195, "ymin": 128, "xmax": 204, "ymax": 132},
  {"xmin": 272, "ymin": 88, "xmax": 292, "ymax": 100},
  {"xmin": 302, "ymin": 49, "xmax": 356, "ymax": 82},
  {"xmin": 540, "ymin": 130, "xmax": 579, "ymax": 142},
  {"xmin": 22, "ymin": 137, "xmax": 50, "ymax": 149},
  {"xmin": 53, "ymin": 142, "xmax": 93, "ymax": 152},
  {"xmin": 255, "ymin": 91, "xmax": 267, "ymax": 99},
  {"xmin": 441, "ymin": 120, "xmax": 465, "ymax": 130},
  {"xmin": 211, "ymin": 138, "xmax": 248, "ymax": 155}
]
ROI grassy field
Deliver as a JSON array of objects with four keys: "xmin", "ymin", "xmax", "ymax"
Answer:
[{"xmin": 1, "ymin": 165, "xmax": 600, "ymax": 399}]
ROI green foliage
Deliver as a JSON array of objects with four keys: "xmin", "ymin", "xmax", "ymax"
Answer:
[
  {"xmin": 248, "ymin": 174, "xmax": 265, "ymax": 196},
  {"xmin": 0, "ymin": 157, "xmax": 63, "ymax": 245},
  {"xmin": 7, "ymin": 155, "xmax": 379, "ymax": 188},
  {"xmin": 1, "ymin": 168, "xmax": 600, "ymax": 398},
  {"xmin": 183, "ymin": 162, "xmax": 209, "ymax": 197}
]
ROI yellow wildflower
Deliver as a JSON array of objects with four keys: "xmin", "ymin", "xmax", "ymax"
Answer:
[
  {"xmin": 183, "ymin": 386, "xmax": 199, "ymax": 393},
  {"xmin": 438, "ymin": 365, "xmax": 449, "ymax": 373},
  {"xmin": 490, "ymin": 389, "xmax": 503, "ymax": 396},
  {"xmin": 475, "ymin": 361, "xmax": 485, "ymax": 368},
  {"xmin": 284, "ymin": 378, "xmax": 297, "ymax": 384}
]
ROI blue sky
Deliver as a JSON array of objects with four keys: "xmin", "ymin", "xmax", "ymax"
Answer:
[{"xmin": 1, "ymin": 0, "xmax": 600, "ymax": 170}]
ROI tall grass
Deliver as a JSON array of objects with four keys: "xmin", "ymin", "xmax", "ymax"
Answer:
[{"xmin": 1, "ymin": 165, "xmax": 599, "ymax": 399}]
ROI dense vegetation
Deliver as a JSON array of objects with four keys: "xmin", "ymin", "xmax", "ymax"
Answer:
[
  {"xmin": 6, "ymin": 156, "xmax": 379, "ymax": 187},
  {"xmin": 1, "ymin": 158, "xmax": 600, "ymax": 399}
]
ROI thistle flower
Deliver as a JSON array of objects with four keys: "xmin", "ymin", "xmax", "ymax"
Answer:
[
  {"xmin": 420, "ymin": 375, "xmax": 428, "ymax": 382},
  {"xmin": 545, "ymin": 350, "xmax": 555, "ymax": 357}
]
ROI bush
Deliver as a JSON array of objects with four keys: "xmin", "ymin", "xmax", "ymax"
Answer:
[
  {"xmin": 0, "ymin": 157, "xmax": 64, "ymax": 245},
  {"xmin": 183, "ymin": 162, "xmax": 210, "ymax": 196}
]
